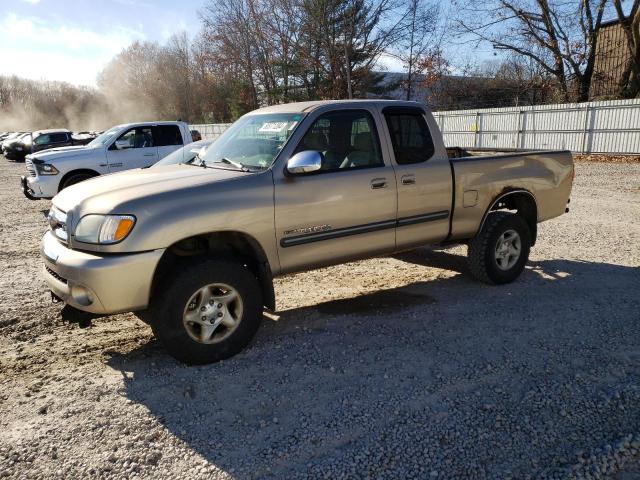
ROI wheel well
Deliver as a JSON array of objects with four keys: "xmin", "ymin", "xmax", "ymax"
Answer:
[
  {"xmin": 58, "ymin": 169, "xmax": 100, "ymax": 192},
  {"xmin": 483, "ymin": 190, "xmax": 538, "ymax": 245},
  {"xmin": 149, "ymin": 231, "xmax": 276, "ymax": 311}
]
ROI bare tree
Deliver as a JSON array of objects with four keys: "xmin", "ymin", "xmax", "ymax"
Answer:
[
  {"xmin": 200, "ymin": 0, "xmax": 261, "ymax": 108},
  {"xmin": 163, "ymin": 32, "xmax": 195, "ymax": 120},
  {"xmin": 455, "ymin": 0, "xmax": 609, "ymax": 101},
  {"xmin": 387, "ymin": 0, "xmax": 440, "ymax": 100},
  {"xmin": 200, "ymin": 0, "xmax": 406, "ymax": 103}
]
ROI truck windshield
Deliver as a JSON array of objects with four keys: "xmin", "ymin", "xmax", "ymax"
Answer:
[
  {"xmin": 200, "ymin": 113, "xmax": 303, "ymax": 170},
  {"xmin": 87, "ymin": 127, "xmax": 120, "ymax": 147}
]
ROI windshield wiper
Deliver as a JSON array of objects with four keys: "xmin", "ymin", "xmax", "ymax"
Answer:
[
  {"xmin": 214, "ymin": 157, "xmax": 249, "ymax": 171},
  {"xmin": 195, "ymin": 156, "xmax": 261, "ymax": 172}
]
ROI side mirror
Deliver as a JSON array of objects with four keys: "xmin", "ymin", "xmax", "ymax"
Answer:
[
  {"xmin": 286, "ymin": 150, "xmax": 322, "ymax": 175},
  {"xmin": 115, "ymin": 139, "xmax": 131, "ymax": 150}
]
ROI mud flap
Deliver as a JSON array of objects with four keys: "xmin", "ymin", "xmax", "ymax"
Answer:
[{"xmin": 60, "ymin": 304, "xmax": 105, "ymax": 328}]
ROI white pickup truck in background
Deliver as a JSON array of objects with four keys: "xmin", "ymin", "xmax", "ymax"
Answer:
[{"xmin": 21, "ymin": 121, "xmax": 192, "ymax": 200}]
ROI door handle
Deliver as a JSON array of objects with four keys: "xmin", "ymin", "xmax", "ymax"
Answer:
[
  {"xmin": 401, "ymin": 174, "xmax": 416, "ymax": 185},
  {"xmin": 370, "ymin": 178, "xmax": 387, "ymax": 189},
  {"xmin": 143, "ymin": 153, "xmax": 155, "ymax": 157}
]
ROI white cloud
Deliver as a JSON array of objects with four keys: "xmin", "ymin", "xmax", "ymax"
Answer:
[
  {"xmin": 0, "ymin": 13, "xmax": 144, "ymax": 86},
  {"xmin": 20, "ymin": 0, "xmax": 41, "ymax": 4}
]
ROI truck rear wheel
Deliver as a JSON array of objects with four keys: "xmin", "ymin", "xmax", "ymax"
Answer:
[
  {"xmin": 467, "ymin": 212, "xmax": 531, "ymax": 284},
  {"xmin": 148, "ymin": 259, "xmax": 263, "ymax": 365}
]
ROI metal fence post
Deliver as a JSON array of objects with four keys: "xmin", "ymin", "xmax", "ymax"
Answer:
[{"xmin": 581, "ymin": 104, "xmax": 591, "ymax": 154}]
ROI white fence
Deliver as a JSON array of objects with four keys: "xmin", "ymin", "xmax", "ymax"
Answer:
[
  {"xmin": 433, "ymin": 98, "xmax": 640, "ymax": 154},
  {"xmin": 190, "ymin": 123, "xmax": 230, "ymax": 141},
  {"xmin": 191, "ymin": 98, "xmax": 640, "ymax": 154}
]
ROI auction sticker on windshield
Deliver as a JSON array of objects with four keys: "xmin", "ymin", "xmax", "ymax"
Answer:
[{"xmin": 259, "ymin": 122, "xmax": 289, "ymax": 133}]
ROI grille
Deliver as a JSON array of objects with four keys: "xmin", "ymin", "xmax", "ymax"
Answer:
[
  {"xmin": 45, "ymin": 266, "xmax": 67, "ymax": 284},
  {"xmin": 25, "ymin": 159, "xmax": 36, "ymax": 177}
]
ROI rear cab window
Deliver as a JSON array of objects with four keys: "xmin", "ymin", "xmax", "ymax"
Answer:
[
  {"xmin": 383, "ymin": 107, "xmax": 435, "ymax": 165},
  {"xmin": 155, "ymin": 125, "xmax": 183, "ymax": 146},
  {"xmin": 49, "ymin": 133, "xmax": 69, "ymax": 143}
]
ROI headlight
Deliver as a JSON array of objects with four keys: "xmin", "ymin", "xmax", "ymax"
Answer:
[
  {"xmin": 35, "ymin": 163, "xmax": 59, "ymax": 175},
  {"xmin": 74, "ymin": 214, "xmax": 136, "ymax": 244}
]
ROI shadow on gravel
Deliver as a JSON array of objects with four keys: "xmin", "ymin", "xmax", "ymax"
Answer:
[{"xmin": 106, "ymin": 253, "xmax": 640, "ymax": 478}]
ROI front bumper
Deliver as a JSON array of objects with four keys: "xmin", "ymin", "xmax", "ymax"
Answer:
[
  {"xmin": 21, "ymin": 174, "xmax": 58, "ymax": 200},
  {"xmin": 5, "ymin": 148, "xmax": 26, "ymax": 160},
  {"xmin": 21, "ymin": 176, "xmax": 40, "ymax": 200},
  {"xmin": 41, "ymin": 231, "xmax": 165, "ymax": 314}
]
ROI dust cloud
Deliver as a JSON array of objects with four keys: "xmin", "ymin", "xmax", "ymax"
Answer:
[{"xmin": 0, "ymin": 75, "xmax": 163, "ymax": 133}]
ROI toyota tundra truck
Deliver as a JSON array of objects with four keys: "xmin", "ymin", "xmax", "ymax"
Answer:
[
  {"xmin": 22, "ymin": 121, "xmax": 191, "ymax": 200},
  {"xmin": 40, "ymin": 100, "xmax": 574, "ymax": 364}
]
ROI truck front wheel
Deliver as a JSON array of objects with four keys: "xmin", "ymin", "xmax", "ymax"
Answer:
[
  {"xmin": 59, "ymin": 172, "xmax": 95, "ymax": 191},
  {"xmin": 467, "ymin": 212, "xmax": 531, "ymax": 284},
  {"xmin": 148, "ymin": 259, "xmax": 263, "ymax": 365}
]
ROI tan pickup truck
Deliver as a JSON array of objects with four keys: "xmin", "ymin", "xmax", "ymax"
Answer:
[{"xmin": 41, "ymin": 100, "xmax": 574, "ymax": 364}]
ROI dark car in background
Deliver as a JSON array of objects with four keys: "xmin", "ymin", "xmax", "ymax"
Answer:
[
  {"xmin": 1, "ymin": 132, "xmax": 28, "ymax": 154},
  {"xmin": 4, "ymin": 129, "xmax": 98, "ymax": 161},
  {"xmin": 2, "ymin": 133, "xmax": 31, "ymax": 158}
]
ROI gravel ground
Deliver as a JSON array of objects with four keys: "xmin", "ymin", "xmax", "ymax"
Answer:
[
  {"xmin": 573, "ymin": 154, "xmax": 640, "ymax": 164},
  {"xmin": 0, "ymin": 158, "xmax": 638, "ymax": 479}
]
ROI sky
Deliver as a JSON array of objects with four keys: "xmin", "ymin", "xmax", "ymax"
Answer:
[
  {"xmin": 0, "ymin": 0, "xmax": 204, "ymax": 86},
  {"xmin": 0, "ymin": 0, "xmax": 495, "ymax": 87}
]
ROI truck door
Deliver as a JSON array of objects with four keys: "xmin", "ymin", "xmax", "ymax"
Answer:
[
  {"xmin": 154, "ymin": 125, "xmax": 185, "ymax": 161},
  {"xmin": 49, "ymin": 132, "xmax": 72, "ymax": 149},
  {"xmin": 106, "ymin": 126, "xmax": 159, "ymax": 172},
  {"xmin": 381, "ymin": 106, "xmax": 453, "ymax": 249},
  {"xmin": 274, "ymin": 108, "xmax": 397, "ymax": 273}
]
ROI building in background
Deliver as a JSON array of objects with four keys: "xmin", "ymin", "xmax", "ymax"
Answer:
[
  {"xmin": 590, "ymin": 17, "xmax": 635, "ymax": 99},
  {"xmin": 373, "ymin": 72, "xmax": 556, "ymax": 111}
]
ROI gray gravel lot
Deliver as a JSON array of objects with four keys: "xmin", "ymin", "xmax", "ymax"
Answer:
[{"xmin": 0, "ymin": 159, "xmax": 638, "ymax": 479}]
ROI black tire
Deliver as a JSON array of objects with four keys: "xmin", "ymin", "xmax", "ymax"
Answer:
[
  {"xmin": 133, "ymin": 310, "xmax": 152, "ymax": 325},
  {"xmin": 148, "ymin": 259, "xmax": 263, "ymax": 365},
  {"xmin": 59, "ymin": 173, "xmax": 95, "ymax": 191},
  {"xmin": 468, "ymin": 212, "xmax": 531, "ymax": 284}
]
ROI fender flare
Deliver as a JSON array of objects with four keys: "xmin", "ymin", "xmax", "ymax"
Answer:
[{"xmin": 476, "ymin": 189, "xmax": 538, "ymax": 243}]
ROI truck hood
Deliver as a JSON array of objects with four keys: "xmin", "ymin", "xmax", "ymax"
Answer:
[
  {"xmin": 53, "ymin": 164, "xmax": 252, "ymax": 214},
  {"xmin": 29, "ymin": 145, "xmax": 94, "ymax": 161}
]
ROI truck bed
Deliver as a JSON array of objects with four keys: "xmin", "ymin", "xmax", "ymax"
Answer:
[{"xmin": 448, "ymin": 150, "xmax": 574, "ymax": 240}]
